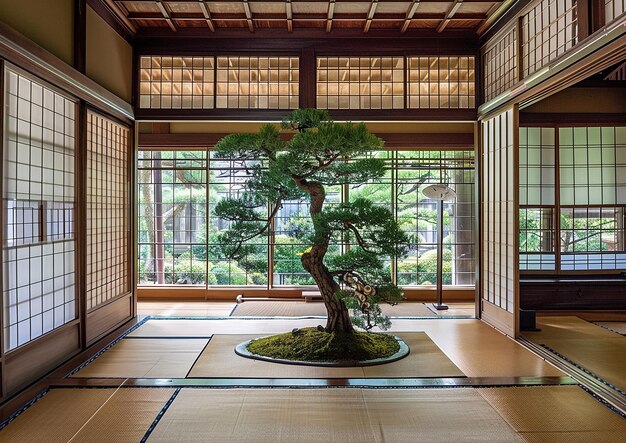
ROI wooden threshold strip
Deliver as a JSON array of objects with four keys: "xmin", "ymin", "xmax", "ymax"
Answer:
[{"xmin": 49, "ymin": 375, "xmax": 577, "ymax": 389}]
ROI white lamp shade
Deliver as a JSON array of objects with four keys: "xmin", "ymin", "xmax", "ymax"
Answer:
[{"xmin": 422, "ymin": 184, "xmax": 456, "ymax": 201}]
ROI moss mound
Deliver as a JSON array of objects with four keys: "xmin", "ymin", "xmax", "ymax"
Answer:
[{"xmin": 246, "ymin": 328, "xmax": 400, "ymax": 363}]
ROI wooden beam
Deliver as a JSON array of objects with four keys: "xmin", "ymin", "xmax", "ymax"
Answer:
[
  {"xmin": 401, "ymin": 1, "xmax": 420, "ymax": 33},
  {"xmin": 198, "ymin": 0, "xmax": 216, "ymax": 32},
  {"xmin": 0, "ymin": 21, "xmax": 133, "ymax": 121},
  {"xmin": 326, "ymin": 0, "xmax": 335, "ymax": 33},
  {"xmin": 364, "ymin": 0, "xmax": 378, "ymax": 33},
  {"xmin": 102, "ymin": 0, "xmax": 136, "ymax": 33},
  {"xmin": 477, "ymin": 0, "xmax": 516, "ymax": 36},
  {"xmin": 156, "ymin": 0, "xmax": 177, "ymax": 32},
  {"xmin": 437, "ymin": 0, "xmax": 463, "ymax": 33},
  {"xmin": 138, "ymin": 132, "xmax": 475, "ymax": 149},
  {"xmin": 125, "ymin": 11, "xmax": 488, "ymax": 22},
  {"xmin": 286, "ymin": 0, "xmax": 293, "ymax": 32},
  {"xmin": 74, "ymin": 0, "xmax": 87, "ymax": 73},
  {"xmin": 243, "ymin": 0, "xmax": 254, "ymax": 32}
]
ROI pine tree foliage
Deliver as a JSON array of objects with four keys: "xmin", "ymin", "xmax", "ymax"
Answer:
[{"xmin": 213, "ymin": 109, "xmax": 409, "ymax": 331}]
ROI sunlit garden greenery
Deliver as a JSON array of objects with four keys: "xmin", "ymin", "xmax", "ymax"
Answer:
[{"xmin": 138, "ymin": 149, "xmax": 474, "ymax": 287}]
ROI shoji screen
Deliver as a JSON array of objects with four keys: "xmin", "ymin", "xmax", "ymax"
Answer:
[
  {"xmin": 2, "ymin": 67, "xmax": 77, "ymax": 350},
  {"xmin": 86, "ymin": 111, "xmax": 131, "ymax": 310},
  {"xmin": 480, "ymin": 106, "xmax": 519, "ymax": 337}
]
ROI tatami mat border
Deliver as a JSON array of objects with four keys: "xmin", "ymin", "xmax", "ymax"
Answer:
[
  {"xmin": 140, "ymin": 388, "xmax": 181, "ymax": 443},
  {"xmin": 592, "ymin": 322, "xmax": 626, "ymax": 337},
  {"xmin": 50, "ymin": 376, "xmax": 578, "ymax": 389},
  {"xmin": 0, "ymin": 388, "xmax": 50, "ymax": 432},
  {"xmin": 579, "ymin": 385, "xmax": 626, "ymax": 418},
  {"xmin": 64, "ymin": 316, "xmax": 153, "ymax": 378},
  {"xmin": 539, "ymin": 343, "xmax": 626, "ymax": 397}
]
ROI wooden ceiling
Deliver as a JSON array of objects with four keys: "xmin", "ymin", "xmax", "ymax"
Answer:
[{"xmin": 99, "ymin": 0, "xmax": 511, "ymax": 36}]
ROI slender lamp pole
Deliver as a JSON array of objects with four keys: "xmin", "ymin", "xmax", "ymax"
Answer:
[{"xmin": 422, "ymin": 184, "xmax": 457, "ymax": 311}]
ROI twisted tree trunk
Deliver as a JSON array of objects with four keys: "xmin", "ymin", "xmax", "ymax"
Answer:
[
  {"xmin": 295, "ymin": 177, "xmax": 353, "ymax": 334},
  {"xmin": 301, "ymin": 247, "xmax": 353, "ymax": 333}
]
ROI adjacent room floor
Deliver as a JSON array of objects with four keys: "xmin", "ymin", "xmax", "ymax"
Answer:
[{"xmin": 1, "ymin": 301, "xmax": 624, "ymax": 442}]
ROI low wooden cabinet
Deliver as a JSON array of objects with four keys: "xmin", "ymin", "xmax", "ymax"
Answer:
[{"xmin": 520, "ymin": 275, "xmax": 626, "ymax": 310}]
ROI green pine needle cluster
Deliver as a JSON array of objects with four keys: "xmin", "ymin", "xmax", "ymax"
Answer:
[{"xmin": 213, "ymin": 109, "xmax": 409, "ymax": 330}]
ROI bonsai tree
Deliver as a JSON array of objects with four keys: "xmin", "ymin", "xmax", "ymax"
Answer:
[{"xmin": 214, "ymin": 109, "xmax": 408, "ymax": 335}]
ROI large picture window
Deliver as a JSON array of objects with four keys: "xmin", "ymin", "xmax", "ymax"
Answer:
[{"xmin": 138, "ymin": 149, "xmax": 476, "ymax": 288}]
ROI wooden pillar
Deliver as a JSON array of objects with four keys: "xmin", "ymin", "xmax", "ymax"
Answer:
[
  {"xmin": 591, "ymin": 0, "xmax": 606, "ymax": 31},
  {"xmin": 76, "ymin": 102, "xmax": 88, "ymax": 349},
  {"xmin": 577, "ymin": 0, "xmax": 591, "ymax": 41},
  {"xmin": 74, "ymin": 0, "xmax": 87, "ymax": 73},
  {"xmin": 299, "ymin": 47, "xmax": 316, "ymax": 109}
]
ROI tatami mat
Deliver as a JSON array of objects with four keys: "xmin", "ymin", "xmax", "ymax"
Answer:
[
  {"xmin": 187, "ymin": 333, "xmax": 464, "ymax": 378},
  {"xmin": 594, "ymin": 321, "xmax": 626, "ymax": 335},
  {"xmin": 0, "ymin": 389, "xmax": 114, "ymax": 443},
  {"xmin": 362, "ymin": 333, "xmax": 464, "ymax": 378},
  {"xmin": 71, "ymin": 338, "xmax": 208, "ymax": 378},
  {"xmin": 521, "ymin": 431, "xmax": 626, "ymax": 443},
  {"xmin": 0, "ymin": 388, "xmax": 173, "ymax": 443},
  {"xmin": 231, "ymin": 301, "xmax": 472, "ymax": 318},
  {"xmin": 387, "ymin": 320, "xmax": 563, "ymax": 378},
  {"xmin": 478, "ymin": 386, "xmax": 626, "ymax": 439},
  {"xmin": 129, "ymin": 318, "xmax": 562, "ymax": 378},
  {"xmin": 428, "ymin": 303, "xmax": 476, "ymax": 317},
  {"xmin": 138, "ymin": 301, "xmax": 236, "ymax": 317},
  {"xmin": 148, "ymin": 388, "xmax": 523, "ymax": 443},
  {"xmin": 523, "ymin": 317, "xmax": 626, "ymax": 392},
  {"xmin": 526, "ymin": 316, "xmax": 622, "ymax": 340},
  {"xmin": 381, "ymin": 302, "xmax": 441, "ymax": 317},
  {"xmin": 69, "ymin": 388, "xmax": 173, "ymax": 442},
  {"xmin": 128, "ymin": 318, "xmax": 323, "ymax": 337},
  {"xmin": 232, "ymin": 301, "xmax": 327, "ymax": 317}
]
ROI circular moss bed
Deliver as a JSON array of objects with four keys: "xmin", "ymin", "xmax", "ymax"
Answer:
[{"xmin": 235, "ymin": 328, "xmax": 409, "ymax": 367}]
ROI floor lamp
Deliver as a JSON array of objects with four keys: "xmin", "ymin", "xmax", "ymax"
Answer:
[{"xmin": 422, "ymin": 184, "xmax": 457, "ymax": 311}]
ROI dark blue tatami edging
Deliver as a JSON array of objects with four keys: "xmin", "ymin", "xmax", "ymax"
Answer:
[
  {"xmin": 228, "ymin": 304, "xmax": 238, "ymax": 316},
  {"xmin": 538, "ymin": 343, "xmax": 626, "ymax": 397},
  {"xmin": 580, "ymin": 385, "xmax": 626, "ymax": 419},
  {"xmin": 591, "ymin": 321, "xmax": 626, "ymax": 337},
  {"xmin": 140, "ymin": 388, "xmax": 181, "ymax": 443},
  {"xmin": 64, "ymin": 316, "xmax": 152, "ymax": 378},
  {"xmin": 0, "ymin": 388, "xmax": 49, "ymax": 432}
]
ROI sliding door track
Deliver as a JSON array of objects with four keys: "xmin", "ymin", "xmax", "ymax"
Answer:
[{"xmin": 518, "ymin": 337, "xmax": 626, "ymax": 415}]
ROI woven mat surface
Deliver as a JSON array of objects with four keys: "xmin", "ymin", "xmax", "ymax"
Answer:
[
  {"xmin": 138, "ymin": 301, "xmax": 236, "ymax": 317},
  {"xmin": 148, "ymin": 388, "xmax": 523, "ymax": 443},
  {"xmin": 128, "ymin": 319, "xmax": 323, "ymax": 337},
  {"xmin": 232, "ymin": 301, "xmax": 439, "ymax": 317},
  {"xmin": 71, "ymin": 338, "xmax": 208, "ymax": 378},
  {"xmin": 0, "ymin": 388, "xmax": 173, "ymax": 443},
  {"xmin": 594, "ymin": 321, "xmax": 626, "ymax": 335},
  {"xmin": 129, "ymin": 318, "xmax": 562, "ymax": 378},
  {"xmin": 523, "ymin": 317, "xmax": 626, "ymax": 392},
  {"xmin": 478, "ymin": 386, "xmax": 626, "ymax": 442},
  {"xmin": 187, "ymin": 332, "xmax": 463, "ymax": 378}
]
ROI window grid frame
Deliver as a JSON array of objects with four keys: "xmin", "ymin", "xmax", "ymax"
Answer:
[
  {"xmin": 519, "ymin": 124, "xmax": 626, "ymax": 274},
  {"xmin": 215, "ymin": 56, "xmax": 300, "ymax": 110},
  {"xmin": 604, "ymin": 0, "xmax": 626, "ymax": 24},
  {"xmin": 86, "ymin": 110, "xmax": 131, "ymax": 311},
  {"xmin": 520, "ymin": 0, "xmax": 578, "ymax": 79},
  {"xmin": 137, "ymin": 148, "xmax": 476, "ymax": 289},
  {"xmin": 3, "ymin": 65, "xmax": 78, "ymax": 352},
  {"xmin": 483, "ymin": 26, "xmax": 518, "ymax": 102},
  {"xmin": 407, "ymin": 56, "xmax": 476, "ymax": 110}
]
